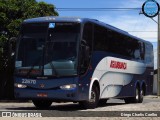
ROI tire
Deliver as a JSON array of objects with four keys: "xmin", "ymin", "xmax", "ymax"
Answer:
[
  {"xmin": 124, "ymin": 86, "xmax": 141, "ymax": 104},
  {"xmin": 139, "ymin": 88, "xmax": 144, "ymax": 103},
  {"xmin": 133, "ymin": 86, "xmax": 140, "ymax": 103},
  {"xmin": 32, "ymin": 100, "xmax": 52, "ymax": 109},
  {"xmin": 99, "ymin": 99, "xmax": 108, "ymax": 106},
  {"xmin": 79, "ymin": 85, "xmax": 99, "ymax": 109}
]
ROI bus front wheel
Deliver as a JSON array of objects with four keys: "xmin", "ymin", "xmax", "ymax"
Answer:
[
  {"xmin": 79, "ymin": 85, "xmax": 99, "ymax": 109},
  {"xmin": 32, "ymin": 100, "xmax": 52, "ymax": 109}
]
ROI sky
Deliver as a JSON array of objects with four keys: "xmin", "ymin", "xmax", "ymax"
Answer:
[{"xmin": 37, "ymin": 0, "xmax": 160, "ymax": 69}]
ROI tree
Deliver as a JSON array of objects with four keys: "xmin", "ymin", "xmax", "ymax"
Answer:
[{"xmin": 0, "ymin": 0, "xmax": 58, "ymax": 42}]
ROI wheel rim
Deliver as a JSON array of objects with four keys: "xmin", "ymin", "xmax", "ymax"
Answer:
[
  {"xmin": 140, "ymin": 90, "xmax": 144, "ymax": 99},
  {"xmin": 136, "ymin": 88, "xmax": 139, "ymax": 100},
  {"xmin": 90, "ymin": 90, "xmax": 96, "ymax": 103}
]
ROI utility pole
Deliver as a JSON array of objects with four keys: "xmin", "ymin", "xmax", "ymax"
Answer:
[
  {"xmin": 141, "ymin": 0, "xmax": 159, "ymax": 96},
  {"xmin": 158, "ymin": 13, "xmax": 160, "ymax": 96}
]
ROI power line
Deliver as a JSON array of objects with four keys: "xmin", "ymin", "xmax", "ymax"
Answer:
[
  {"xmin": 139, "ymin": 37, "xmax": 157, "ymax": 39},
  {"xmin": 128, "ymin": 31, "xmax": 157, "ymax": 32},
  {"xmin": 55, "ymin": 7, "xmax": 141, "ymax": 11}
]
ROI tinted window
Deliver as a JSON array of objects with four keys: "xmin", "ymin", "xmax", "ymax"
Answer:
[
  {"xmin": 93, "ymin": 23, "xmax": 144, "ymax": 60},
  {"xmin": 94, "ymin": 25, "xmax": 107, "ymax": 51},
  {"xmin": 145, "ymin": 43, "xmax": 153, "ymax": 65}
]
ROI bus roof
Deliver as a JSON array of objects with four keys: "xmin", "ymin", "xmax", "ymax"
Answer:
[{"xmin": 23, "ymin": 16, "xmax": 152, "ymax": 45}]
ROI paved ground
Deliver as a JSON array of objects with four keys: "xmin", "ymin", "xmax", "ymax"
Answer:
[{"xmin": 0, "ymin": 96, "xmax": 160, "ymax": 120}]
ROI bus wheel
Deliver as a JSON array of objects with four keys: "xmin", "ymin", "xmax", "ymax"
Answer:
[
  {"xmin": 139, "ymin": 89, "xmax": 144, "ymax": 103},
  {"xmin": 32, "ymin": 100, "xmax": 52, "ymax": 109},
  {"xmin": 99, "ymin": 99, "xmax": 108, "ymax": 106},
  {"xmin": 79, "ymin": 85, "xmax": 99, "ymax": 109},
  {"xmin": 133, "ymin": 86, "xmax": 140, "ymax": 103}
]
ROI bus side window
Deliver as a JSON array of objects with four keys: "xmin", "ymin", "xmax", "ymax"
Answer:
[
  {"xmin": 133, "ymin": 41, "xmax": 141, "ymax": 60},
  {"xmin": 133, "ymin": 42, "xmax": 145, "ymax": 60},
  {"xmin": 145, "ymin": 43, "xmax": 153, "ymax": 66},
  {"xmin": 140, "ymin": 42, "xmax": 145, "ymax": 60},
  {"xmin": 94, "ymin": 25, "xmax": 108, "ymax": 51}
]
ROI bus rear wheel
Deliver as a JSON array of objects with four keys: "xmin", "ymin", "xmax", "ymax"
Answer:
[
  {"xmin": 32, "ymin": 100, "xmax": 52, "ymax": 109},
  {"xmin": 124, "ymin": 86, "xmax": 143, "ymax": 104},
  {"xmin": 133, "ymin": 86, "xmax": 140, "ymax": 103},
  {"xmin": 79, "ymin": 85, "xmax": 99, "ymax": 109},
  {"xmin": 139, "ymin": 88, "xmax": 144, "ymax": 103}
]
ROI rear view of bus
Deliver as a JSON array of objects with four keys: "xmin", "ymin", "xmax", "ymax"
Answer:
[{"xmin": 14, "ymin": 17, "xmax": 154, "ymax": 109}]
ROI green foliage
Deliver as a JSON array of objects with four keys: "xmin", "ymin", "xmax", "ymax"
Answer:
[{"xmin": 0, "ymin": 0, "xmax": 58, "ymax": 43}]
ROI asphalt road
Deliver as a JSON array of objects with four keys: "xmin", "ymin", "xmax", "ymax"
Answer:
[
  {"xmin": 0, "ymin": 96, "xmax": 160, "ymax": 119},
  {"xmin": 0, "ymin": 96, "xmax": 159, "ymax": 111}
]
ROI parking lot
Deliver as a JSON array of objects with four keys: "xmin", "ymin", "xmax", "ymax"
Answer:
[{"xmin": 0, "ymin": 96, "xmax": 160, "ymax": 120}]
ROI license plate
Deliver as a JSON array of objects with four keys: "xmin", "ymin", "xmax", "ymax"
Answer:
[{"xmin": 37, "ymin": 93, "xmax": 48, "ymax": 97}]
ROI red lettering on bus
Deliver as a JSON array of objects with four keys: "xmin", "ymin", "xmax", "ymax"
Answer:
[{"xmin": 110, "ymin": 60, "xmax": 127, "ymax": 70}]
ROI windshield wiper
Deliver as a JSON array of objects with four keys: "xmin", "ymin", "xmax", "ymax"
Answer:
[
  {"xmin": 26, "ymin": 56, "xmax": 42, "ymax": 77},
  {"xmin": 45, "ymin": 41, "xmax": 59, "ymax": 77},
  {"xmin": 48, "ymin": 61, "xmax": 59, "ymax": 77}
]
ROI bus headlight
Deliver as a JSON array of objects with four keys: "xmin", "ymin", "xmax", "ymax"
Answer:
[
  {"xmin": 60, "ymin": 84, "xmax": 76, "ymax": 90},
  {"xmin": 14, "ymin": 83, "xmax": 27, "ymax": 88}
]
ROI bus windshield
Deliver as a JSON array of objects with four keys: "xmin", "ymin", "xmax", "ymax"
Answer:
[{"xmin": 15, "ymin": 22, "xmax": 80, "ymax": 77}]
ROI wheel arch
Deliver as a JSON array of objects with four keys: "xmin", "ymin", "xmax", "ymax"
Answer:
[{"xmin": 88, "ymin": 78, "xmax": 100, "ymax": 100}]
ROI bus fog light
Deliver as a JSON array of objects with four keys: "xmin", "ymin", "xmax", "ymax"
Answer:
[
  {"xmin": 60, "ymin": 84, "xmax": 76, "ymax": 90},
  {"xmin": 14, "ymin": 83, "xmax": 27, "ymax": 88}
]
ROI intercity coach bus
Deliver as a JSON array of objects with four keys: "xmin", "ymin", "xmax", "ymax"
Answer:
[{"xmin": 14, "ymin": 17, "xmax": 154, "ymax": 109}]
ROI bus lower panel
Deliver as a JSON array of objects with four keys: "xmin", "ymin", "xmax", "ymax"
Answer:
[{"xmin": 14, "ymin": 88, "xmax": 86, "ymax": 102}]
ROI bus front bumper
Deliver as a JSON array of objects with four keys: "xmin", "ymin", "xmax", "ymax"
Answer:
[{"xmin": 14, "ymin": 88, "xmax": 87, "ymax": 102}]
